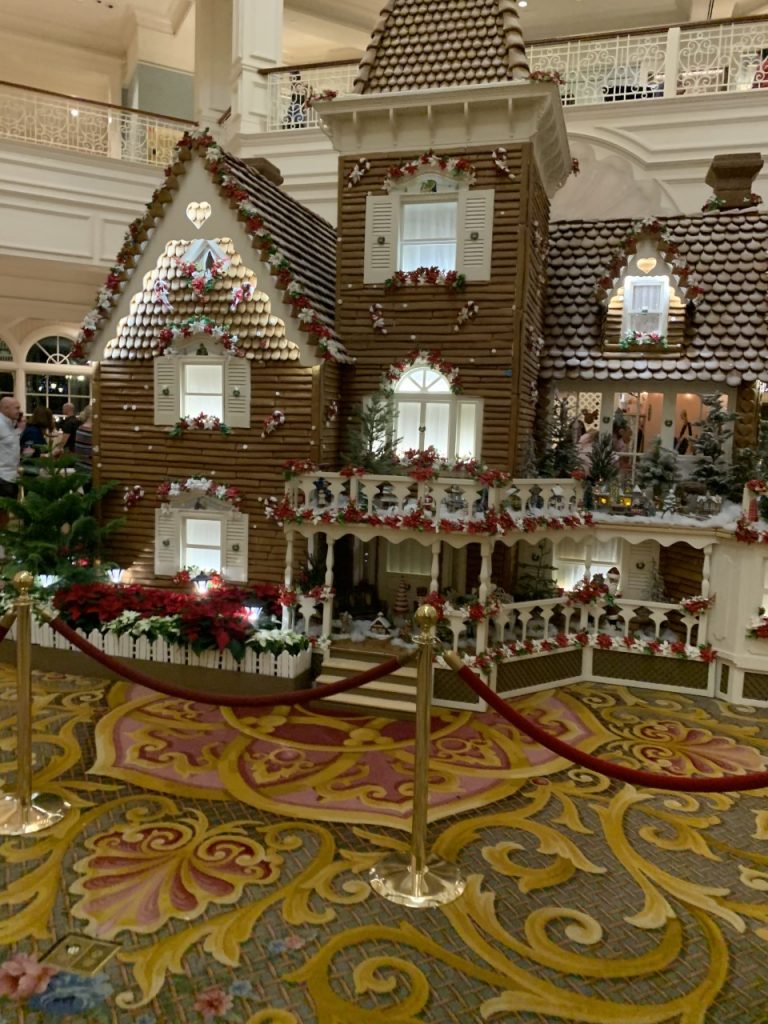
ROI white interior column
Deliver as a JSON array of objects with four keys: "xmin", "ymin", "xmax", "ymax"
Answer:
[
  {"xmin": 194, "ymin": 0, "xmax": 234, "ymax": 129},
  {"xmin": 229, "ymin": 0, "xmax": 284, "ymax": 138}
]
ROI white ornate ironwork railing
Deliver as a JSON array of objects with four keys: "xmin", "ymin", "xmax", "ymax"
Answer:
[
  {"xmin": 0, "ymin": 81, "xmax": 195, "ymax": 166},
  {"xmin": 264, "ymin": 19, "xmax": 768, "ymax": 128}
]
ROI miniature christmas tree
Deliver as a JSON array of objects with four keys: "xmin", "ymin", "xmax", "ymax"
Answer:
[
  {"xmin": 635, "ymin": 439, "xmax": 681, "ymax": 500},
  {"xmin": 660, "ymin": 487, "xmax": 678, "ymax": 517},
  {"xmin": 393, "ymin": 576, "xmax": 411, "ymax": 619},
  {"xmin": 536, "ymin": 399, "xmax": 580, "ymax": 478},
  {"xmin": 692, "ymin": 392, "xmax": 737, "ymax": 496},
  {"xmin": 0, "ymin": 452, "xmax": 122, "ymax": 585},
  {"xmin": 342, "ymin": 391, "xmax": 401, "ymax": 473},
  {"xmin": 586, "ymin": 432, "xmax": 619, "ymax": 486}
]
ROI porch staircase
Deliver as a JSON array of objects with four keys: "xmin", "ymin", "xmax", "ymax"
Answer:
[{"xmin": 312, "ymin": 644, "xmax": 418, "ymax": 714}]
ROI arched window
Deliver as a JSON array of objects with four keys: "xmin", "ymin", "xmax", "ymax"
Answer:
[
  {"xmin": 393, "ymin": 365, "xmax": 481, "ymax": 460},
  {"xmin": 23, "ymin": 335, "xmax": 92, "ymax": 416}
]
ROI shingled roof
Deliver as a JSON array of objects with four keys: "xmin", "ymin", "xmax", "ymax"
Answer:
[
  {"xmin": 541, "ymin": 210, "xmax": 768, "ymax": 385},
  {"xmin": 353, "ymin": 0, "xmax": 529, "ymax": 94},
  {"xmin": 105, "ymin": 239, "xmax": 299, "ymax": 362},
  {"xmin": 79, "ymin": 133, "xmax": 343, "ymax": 361},
  {"xmin": 217, "ymin": 150, "xmax": 337, "ymax": 333}
]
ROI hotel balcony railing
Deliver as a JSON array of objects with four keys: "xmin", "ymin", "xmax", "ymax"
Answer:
[
  {"xmin": 265, "ymin": 17, "xmax": 768, "ymax": 130},
  {"xmin": 0, "ymin": 81, "xmax": 195, "ymax": 166}
]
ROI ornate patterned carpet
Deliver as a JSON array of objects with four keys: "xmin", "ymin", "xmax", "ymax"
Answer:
[{"xmin": 1, "ymin": 663, "xmax": 768, "ymax": 1022}]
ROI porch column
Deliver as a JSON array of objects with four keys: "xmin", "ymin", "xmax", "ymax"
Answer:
[
  {"xmin": 281, "ymin": 528, "xmax": 294, "ymax": 631},
  {"xmin": 429, "ymin": 541, "xmax": 441, "ymax": 593},
  {"xmin": 699, "ymin": 543, "xmax": 713, "ymax": 645},
  {"xmin": 322, "ymin": 536, "xmax": 335, "ymax": 638},
  {"xmin": 476, "ymin": 539, "xmax": 493, "ymax": 653}
]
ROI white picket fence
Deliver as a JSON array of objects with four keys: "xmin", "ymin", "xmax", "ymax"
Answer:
[{"xmin": 8, "ymin": 620, "xmax": 311, "ymax": 679}]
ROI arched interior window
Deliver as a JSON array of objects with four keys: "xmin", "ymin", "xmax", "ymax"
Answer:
[
  {"xmin": 24, "ymin": 336, "xmax": 91, "ymax": 415},
  {"xmin": 393, "ymin": 364, "xmax": 481, "ymax": 461}
]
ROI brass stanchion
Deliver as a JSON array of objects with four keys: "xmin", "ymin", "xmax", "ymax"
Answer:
[
  {"xmin": 369, "ymin": 604, "xmax": 465, "ymax": 907},
  {"xmin": 0, "ymin": 571, "xmax": 70, "ymax": 834}
]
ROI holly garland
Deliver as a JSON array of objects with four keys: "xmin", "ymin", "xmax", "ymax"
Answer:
[
  {"xmin": 157, "ymin": 476, "xmax": 243, "ymax": 504},
  {"xmin": 267, "ymin": 496, "xmax": 591, "ymax": 538},
  {"xmin": 594, "ymin": 217, "xmax": 705, "ymax": 306},
  {"xmin": 169, "ymin": 413, "xmax": 232, "ymax": 438},
  {"xmin": 156, "ymin": 315, "xmax": 241, "ymax": 355},
  {"xmin": 384, "ymin": 267, "xmax": 466, "ymax": 291},
  {"xmin": 461, "ymin": 632, "xmax": 717, "ymax": 676},
  {"xmin": 381, "ymin": 349, "xmax": 463, "ymax": 394},
  {"xmin": 383, "ymin": 150, "xmax": 476, "ymax": 192}
]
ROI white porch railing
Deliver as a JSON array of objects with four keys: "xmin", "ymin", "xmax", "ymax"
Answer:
[
  {"xmin": 265, "ymin": 18, "xmax": 768, "ymax": 129},
  {"xmin": 286, "ymin": 472, "xmax": 580, "ymax": 520},
  {"xmin": 0, "ymin": 81, "xmax": 195, "ymax": 166}
]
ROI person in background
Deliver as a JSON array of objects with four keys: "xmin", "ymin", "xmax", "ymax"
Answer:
[
  {"xmin": 0, "ymin": 396, "xmax": 23, "ymax": 504},
  {"xmin": 20, "ymin": 405, "xmax": 54, "ymax": 459},
  {"xmin": 74, "ymin": 404, "xmax": 94, "ymax": 474},
  {"xmin": 675, "ymin": 409, "xmax": 693, "ymax": 454},
  {"xmin": 57, "ymin": 402, "xmax": 80, "ymax": 452}
]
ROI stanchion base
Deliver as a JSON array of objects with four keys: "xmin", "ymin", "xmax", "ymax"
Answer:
[
  {"xmin": 0, "ymin": 792, "xmax": 70, "ymax": 835},
  {"xmin": 369, "ymin": 852, "xmax": 465, "ymax": 908}
]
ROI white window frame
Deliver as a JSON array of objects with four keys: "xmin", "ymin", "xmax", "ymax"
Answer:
[
  {"xmin": 364, "ymin": 184, "xmax": 494, "ymax": 284},
  {"xmin": 153, "ymin": 337, "xmax": 251, "ymax": 427},
  {"xmin": 399, "ymin": 194, "xmax": 459, "ymax": 274},
  {"xmin": 621, "ymin": 275, "xmax": 670, "ymax": 337},
  {"xmin": 182, "ymin": 513, "xmax": 224, "ymax": 573},
  {"xmin": 393, "ymin": 364, "xmax": 482, "ymax": 461},
  {"xmin": 154, "ymin": 505, "xmax": 249, "ymax": 581},
  {"xmin": 181, "ymin": 358, "xmax": 225, "ymax": 420}
]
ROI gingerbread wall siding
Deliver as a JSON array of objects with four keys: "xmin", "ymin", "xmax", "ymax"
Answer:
[
  {"xmin": 336, "ymin": 144, "xmax": 541, "ymax": 471},
  {"xmin": 98, "ymin": 358, "xmax": 315, "ymax": 585}
]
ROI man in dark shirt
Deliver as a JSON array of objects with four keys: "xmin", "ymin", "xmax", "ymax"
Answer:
[{"xmin": 57, "ymin": 402, "xmax": 80, "ymax": 452}]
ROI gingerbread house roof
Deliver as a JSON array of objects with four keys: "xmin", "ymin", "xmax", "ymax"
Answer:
[
  {"xmin": 79, "ymin": 133, "xmax": 344, "ymax": 362},
  {"xmin": 353, "ymin": 0, "xmax": 529, "ymax": 94},
  {"xmin": 540, "ymin": 210, "xmax": 768, "ymax": 385},
  {"xmin": 105, "ymin": 238, "xmax": 299, "ymax": 363}
]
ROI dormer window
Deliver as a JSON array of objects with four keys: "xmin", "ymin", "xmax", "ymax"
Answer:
[
  {"xmin": 622, "ymin": 276, "xmax": 669, "ymax": 337},
  {"xmin": 600, "ymin": 239, "xmax": 688, "ymax": 353},
  {"xmin": 364, "ymin": 167, "xmax": 493, "ymax": 284}
]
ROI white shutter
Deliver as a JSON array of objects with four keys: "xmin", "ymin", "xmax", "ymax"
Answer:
[
  {"xmin": 224, "ymin": 358, "xmax": 251, "ymax": 427},
  {"xmin": 620, "ymin": 540, "xmax": 658, "ymax": 599},
  {"xmin": 153, "ymin": 357, "xmax": 178, "ymax": 424},
  {"xmin": 222, "ymin": 512, "xmax": 249, "ymax": 582},
  {"xmin": 456, "ymin": 189, "xmax": 494, "ymax": 281},
  {"xmin": 364, "ymin": 194, "xmax": 396, "ymax": 283},
  {"xmin": 155, "ymin": 508, "xmax": 180, "ymax": 576}
]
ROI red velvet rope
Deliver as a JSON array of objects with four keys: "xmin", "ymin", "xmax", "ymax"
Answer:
[
  {"xmin": 447, "ymin": 656, "xmax": 768, "ymax": 793},
  {"xmin": 47, "ymin": 617, "xmax": 407, "ymax": 709}
]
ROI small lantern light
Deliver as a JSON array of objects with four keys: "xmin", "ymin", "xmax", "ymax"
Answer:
[
  {"xmin": 192, "ymin": 571, "xmax": 212, "ymax": 595},
  {"xmin": 107, "ymin": 567, "xmax": 124, "ymax": 584},
  {"xmin": 245, "ymin": 603, "xmax": 263, "ymax": 627}
]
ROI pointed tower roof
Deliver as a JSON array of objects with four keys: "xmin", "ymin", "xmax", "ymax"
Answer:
[{"xmin": 354, "ymin": 0, "xmax": 529, "ymax": 94}]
